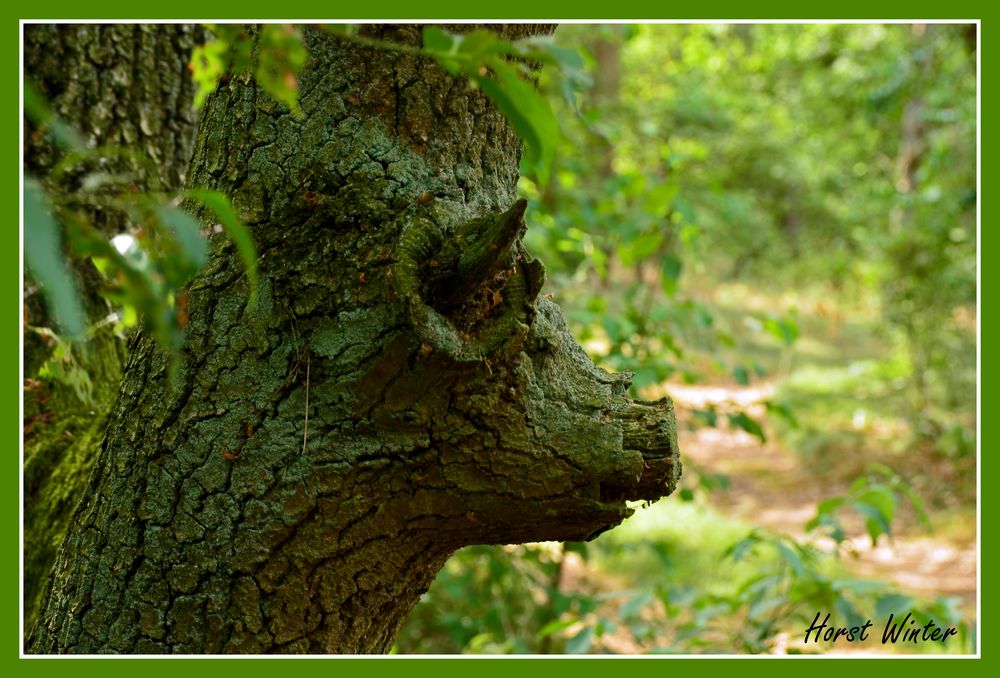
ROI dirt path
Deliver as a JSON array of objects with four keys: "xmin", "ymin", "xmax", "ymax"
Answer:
[{"xmin": 669, "ymin": 383, "xmax": 977, "ymax": 620}]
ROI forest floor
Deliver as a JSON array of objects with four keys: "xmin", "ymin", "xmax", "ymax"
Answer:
[
  {"xmin": 558, "ymin": 289, "xmax": 980, "ymax": 655},
  {"xmin": 668, "ymin": 381, "xmax": 977, "ymax": 654}
]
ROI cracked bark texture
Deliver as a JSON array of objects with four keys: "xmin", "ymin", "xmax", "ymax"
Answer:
[
  {"xmin": 23, "ymin": 24, "xmax": 202, "ymax": 634},
  {"xmin": 27, "ymin": 25, "xmax": 680, "ymax": 654}
]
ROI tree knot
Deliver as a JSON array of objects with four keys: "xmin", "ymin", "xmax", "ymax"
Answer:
[{"xmin": 391, "ymin": 199, "xmax": 545, "ymax": 362}]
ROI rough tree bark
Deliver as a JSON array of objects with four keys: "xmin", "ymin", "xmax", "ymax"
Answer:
[
  {"xmin": 23, "ymin": 24, "xmax": 202, "ymax": 632},
  {"xmin": 27, "ymin": 25, "xmax": 680, "ymax": 654}
]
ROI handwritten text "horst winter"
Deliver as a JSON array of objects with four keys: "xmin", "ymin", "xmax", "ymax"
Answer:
[{"xmin": 803, "ymin": 611, "xmax": 958, "ymax": 646}]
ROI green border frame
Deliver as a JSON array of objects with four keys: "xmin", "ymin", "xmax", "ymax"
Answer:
[{"xmin": 9, "ymin": 2, "xmax": 989, "ymax": 676}]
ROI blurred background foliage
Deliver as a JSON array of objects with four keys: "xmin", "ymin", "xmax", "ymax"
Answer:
[{"xmin": 395, "ymin": 23, "xmax": 977, "ymax": 654}]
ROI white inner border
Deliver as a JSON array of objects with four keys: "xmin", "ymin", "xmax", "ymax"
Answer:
[{"xmin": 18, "ymin": 17, "xmax": 982, "ymax": 661}]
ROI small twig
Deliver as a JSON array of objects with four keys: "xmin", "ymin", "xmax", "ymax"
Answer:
[{"xmin": 301, "ymin": 349, "xmax": 310, "ymax": 456}]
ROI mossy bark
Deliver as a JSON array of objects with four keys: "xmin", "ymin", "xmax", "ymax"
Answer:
[
  {"xmin": 23, "ymin": 24, "xmax": 202, "ymax": 632},
  {"xmin": 27, "ymin": 25, "xmax": 680, "ymax": 654}
]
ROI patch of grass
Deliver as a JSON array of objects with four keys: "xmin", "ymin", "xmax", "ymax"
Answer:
[{"xmin": 592, "ymin": 498, "xmax": 763, "ymax": 598}]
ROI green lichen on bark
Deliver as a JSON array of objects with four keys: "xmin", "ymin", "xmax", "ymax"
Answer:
[{"xmin": 22, "ymin": 326, "xmax": 126, "ymax": 632}]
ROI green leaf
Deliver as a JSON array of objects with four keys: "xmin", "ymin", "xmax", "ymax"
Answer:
[
  {"xmin": 660, "ymin": 254, "xmax": 682, "ymax": 297},
  {"xmin": 217, "ymin": 25, "xmax": 254, "ymax": 72},
  {"xmin": 255, "ymin": 25, "xmax": 309, "ymax": 118},
  {"xmin": 422, "ymin": 25, "xmax": 458, "ymax": 54},
  {"xmin": 523, "ymin": 39, "xmax": 590, "ymax": 92},
  {"xmin": 732, "ymin": 364, "xmax": 750, "ymax": 386},
  {"xmin": 737, "ymin": 573, "xmax": 782, "ymax": 599},
  {"xmin": 927, "ymin": 596, "xmax": 963, "ymax": 626},
  {"xmin": 748, "ymin": 596, "xmax": 784, "ymax": 621},
  {"xmin": 727, "ymin": 411, "xmax": 766, "ymax": 444},
  {"xmin": 692, "ymin": 407, "xmax": 718, "ymax": 428},
  {"xmin": 536, "ymin": 617, "xmax": 577, "ymax": 639},
  {"xmin": 474, "ymin": 59, "xmax": 559, "ymax": 187},
  {"xmin": 673, "ymin": 198, "xmax": 697, "ymax": 226},
  {"xmin": 33, "ymin": 327, "xmax": 95, "ymax": 405},
  {"xmin": 806, "ymin": 512, "xmax": 847, "ymax": 542},
  {"xmin": 539, "ymin": 44, "xmax": 586, "ymax": 75},
  {"xmin": 697, "ymin": 470, "xmax": 729, "ymax": 492},
  {"xmin": 645, "ymin": 181, "xmax": 680, "ymax": 215},
  {"xmin": 565, "ymin": 626, "xmax": 595, "ymax": 654},
  {"xmin": 835, "ymin": 597, "xmax": 867, "ymax": 631},
  {"xmin": 876, "ymin": 593, "xmax": 914, "ymax": 620},
  {"xmin": 24, "ymin": 178, "xmax": 85, "ymax": 338},
  {"xmin": 765, "ymin": 400, "xmax": 799, "ymax": 428},
  {"xmin": 190, "ymin": 39, "xmax": 231, "ymax": 109},
  {"xmin": 457, "ymin": 30, "xmax": 504, "ymax": 58},
  {"xmin": 773, "ymin": 540, "xmax": 805, "ymax": 577},
  {"xmin": 186, "ymin": 190, "xmax": 259, "ymax": 307},
  {"xmin": 818, "ymin": 496, "xmax": 846, "ymax": 514},
  {"xmin": 620, "ymin": 592, "xmax": 654, "ymax": 618},
  {"xmin": 422, "ymin": 26, "xmax": 462, "ymax": 74},
  {"xmin": 629, "ymin": 232, "xmax": 663, "ymax": 261},
  {"xmin": 631, "ymin": 366, "xmax": 659, "ymax": 388},
  {"xmin": 853, "ymin": 501, "xmax": 892, "ymax": 544},
  {"xmin": 63, "ymin": 217, "xmax": 178, "ymax": 352},
  {"xmin": 806, "ymin": 497, "xmax": 845, "ymax": 532},
  {"xmin": 725, "ymin": 533, "xmax": 761, "ymax": 562},
  {"xmin": 155, "ymin": 204, "xmax": 208, "ymax": 273},
  {"xmin": 832, "ymin": 578, "xmax": 893, "ymax": 595},
  {"xmin": 716, "ymin": 330, "xmax": 736, "ymax": 347},
  {"xmin": 898, "ymin": 482, "xmax": 932, "ymax": 529},
  {"xmin": 763, "ymin": 316, "xmax": 799, "ymax": 346},
  {"xmin": 856, "ymin": 484, "xmax": 897, "ymax": 522}
]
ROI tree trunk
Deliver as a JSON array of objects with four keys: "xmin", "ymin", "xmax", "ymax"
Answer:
[
  {"xmin": 27, "ymin": 25, "xmax": 680, "ymax": 654},
  {"xmin": 23, "ymin": 24, "xmax": 202, "ymax": 633},
  {"xmin": 589, "ymin": 28, "xmax": 622, "ymax": 180}
]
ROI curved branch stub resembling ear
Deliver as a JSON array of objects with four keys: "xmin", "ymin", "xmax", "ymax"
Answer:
[
  {"xmin": 434, "ymin": 199, "xmax": 527, "ymax": 307},
  {"xmin": 391, "ymin": 200, "xmax": 545, "ymax": 363}
]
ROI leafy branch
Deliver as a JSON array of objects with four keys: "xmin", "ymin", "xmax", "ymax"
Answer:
[{"xmin": 24, "ymin": 81, "xmax": 257, "ymax": 355}]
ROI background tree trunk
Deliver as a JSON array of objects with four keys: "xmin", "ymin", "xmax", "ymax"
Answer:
[
  {"xmin": 27, "ymin": 25, "xmax": 679, "ymax": 654},
  {"xmin": 23, "ymin": 24, "xmax": 202, "ymax": 634}
]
